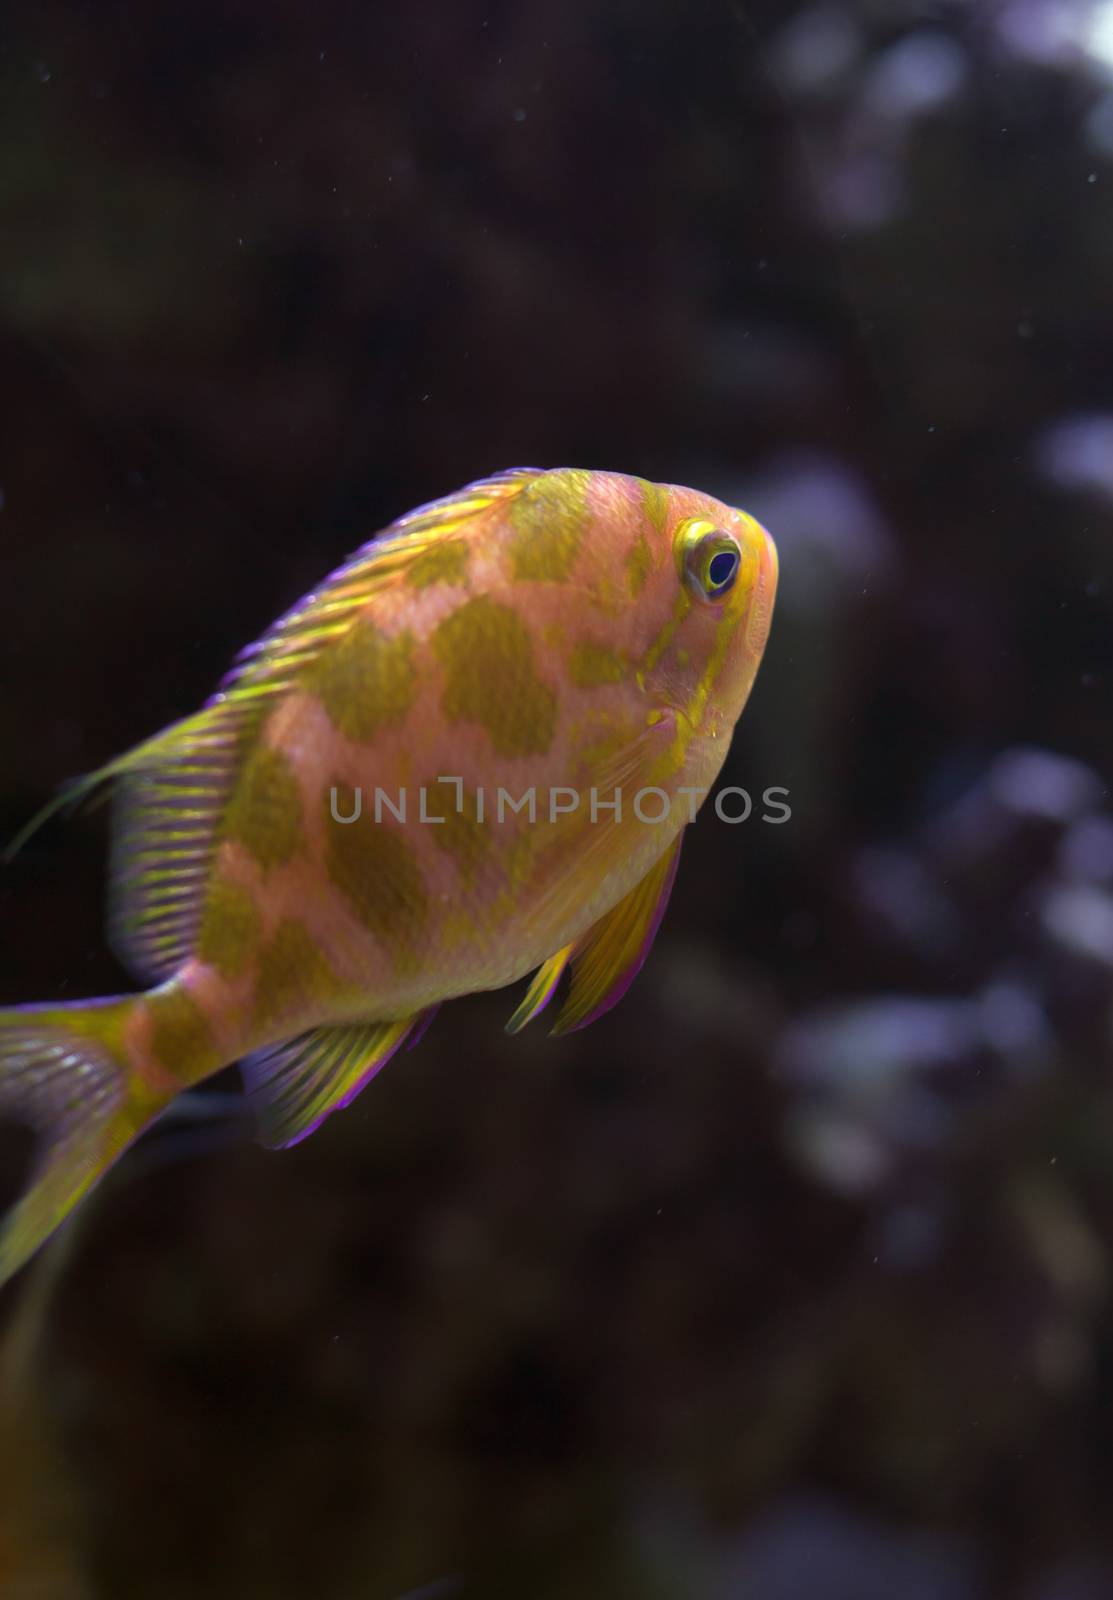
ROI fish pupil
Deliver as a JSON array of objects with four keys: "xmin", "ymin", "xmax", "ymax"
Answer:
[{"xmin": 708, "ymin": 550, "xmax": 738, "ymax": 590}]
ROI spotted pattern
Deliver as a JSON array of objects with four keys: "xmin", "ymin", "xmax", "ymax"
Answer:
[
  {"xmin": 641, "ymin": 589, "xmax": 693, "ymax": 676},
  {"xmin": 405, "ymin": 538, "xmax": 470, "ymax": 589},
  {"xmin": 570, "ymin": 725, "xmax": 629, "ymax": 783},
  {"xmin": 253, "ymin": 919, "xmax": 339, "ymax": 1030},
  {"xmin": 625, "ymin": 533, "xmax": 653, "ymax": 598},
  {"xmin": 640, "ymin": 479, "xmax": 670, "ymax": 536},
  {"xmin": 197, "ymin": 874, "xmax": 262, "ymax": 980},
  {"xmin": 325, "ymin": 783, "xmax": 428, "ymax": 972},
  {"xmin": 222, "ymin": 745, "xmax": 304, "ymax": 871},
  {"xmin": 569, "ymin": 640, "xmax": 628, "ymax": 688},
  {"xmin": 309, "ymin": 619, "xmax": 417, "ymax": 743},
  {"xmin": 147, "ymin": 985, "xmax": 218, "ymax": 1081},
  {"xmin": 425, "ymin": 778, "xmax": 491, "ymax": 888},
  {"xmin": 587, "ymin": 574, "xmax": 629, "ymax": 617},
  {"xmin": 506, "ymin": 469, "xmax": 591, "ymax": 582},
  {"xmin": 433, "ymin": 595, "xmax": 557, "ymax": 757}
]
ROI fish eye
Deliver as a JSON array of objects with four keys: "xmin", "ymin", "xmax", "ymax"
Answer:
[{"xmin": 677, "ymin": 521, "xmax": 744, "ymax": 604}]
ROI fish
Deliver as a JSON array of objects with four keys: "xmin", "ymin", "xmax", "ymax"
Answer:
[{"xmin": 0, "ymin": 466, "xmax": 777, "ymax": 1288}]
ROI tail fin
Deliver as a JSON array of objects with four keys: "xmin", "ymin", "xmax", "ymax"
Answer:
[{"xmin": 0, "ymin": 997, "xmax": 163, "ymax": 1290}]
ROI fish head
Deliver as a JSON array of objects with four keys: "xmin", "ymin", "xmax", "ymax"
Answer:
[{"xmin": 640, "ymin": 487, "xmax": 778, "ymax": 748}]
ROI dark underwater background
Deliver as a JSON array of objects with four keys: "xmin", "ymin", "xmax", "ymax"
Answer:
[{"xmin": 3, "ymin": 1, "xmax": 1113, "ymax": 1595}]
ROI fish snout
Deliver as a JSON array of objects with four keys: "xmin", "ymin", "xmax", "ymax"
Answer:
[{"xmin": 744, "ymin": 520, "xmax": 778, "ymax": 653}]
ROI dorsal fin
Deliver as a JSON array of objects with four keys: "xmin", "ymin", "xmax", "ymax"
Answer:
[
  {"xmin": 106, "ymin": 704, "xmax": 250, "ymax": 979},
  {"xmin": 8, "ymin": 469, "xmax": 543, "ymax": 984}
]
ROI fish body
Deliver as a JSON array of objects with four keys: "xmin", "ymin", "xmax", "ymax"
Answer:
[{"xmin": 0, "ymin": 466, "xmax": 777, "ymax": 1286}]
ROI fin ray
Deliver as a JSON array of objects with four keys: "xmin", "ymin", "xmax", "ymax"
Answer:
[
  {"xmin": 241, "ymin": 1012, "xmax": 431, "ymax": 1149},
  {"xmin": 551, "ymin": 832, "xmax": 683, "ymax": 1035},
  {"xmin": 106, "ymin": 703, "xmax": 253, "ymax": 981},
  {"xmin": 0, "ymin": 999, "xmax": 156, "ymax": 1288},
  {"xmin": 505, "ymin": 945, "xmax": 574, "ymax": 1034}
]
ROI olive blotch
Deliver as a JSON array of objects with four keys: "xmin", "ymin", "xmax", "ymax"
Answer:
[
  {"xmin": 425, "ymin": 778, "xmax": 492, "ymax": 888},
  {"xmin": 253, "ymin": 919, "xmax": 339, "ymax": 1031},
  {"xmin": 507, "ymin": 469, "xmax": 591, "ymax": 582},
  {"xmin": 223, "ymin": 745, "xmax": 304, "ymax": 871},
  {"xmin": 640, "ymin": 479, "xmax": 670, "ymax": 536},
  {"xmin": 325, "ymin": 784, "xmax": 428, "ymax": 971},
  {"xmin": 147, "ymin": 986, "xmax": 219, "ymax": 1081},
  {"xmin": 569, "ymin": 640, "xmax": 628, "ymax": 688},
  {"xmin": 197, "ymin": 874, "xmax": 262, "ymax": 980},
  {"xmin": 433, "ymin": 596, "xmax": 557, "ymax": 757},
  {"xmin": 626, "ymin": 532, "xmax": 653, "ymax": 597},
  {"xmin": 309, "ymin": 619, "xmax": 417, "ymax": 742},
  {"xmin": 406, "ymin": 538, "xmax": 470, "ymax": 589}
]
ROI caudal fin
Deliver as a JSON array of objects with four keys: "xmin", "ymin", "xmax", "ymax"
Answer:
[{"xmin": 0, "ymin": 998, "xmax": 161, "ymax": 1290}]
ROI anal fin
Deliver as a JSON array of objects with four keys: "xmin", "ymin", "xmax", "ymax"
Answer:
[{"xmin": 242, "ymin": 1012, "xmax": 431, "ymax": 1150}]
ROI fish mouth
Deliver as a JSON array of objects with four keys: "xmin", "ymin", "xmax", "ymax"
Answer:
[
  {"xmin": 762, "ymin": 526, "xmax": 779, "ymax": 589},
  {"xmin": 745, "ymin": 524, "xmax": 778, "ymax": 651}
]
